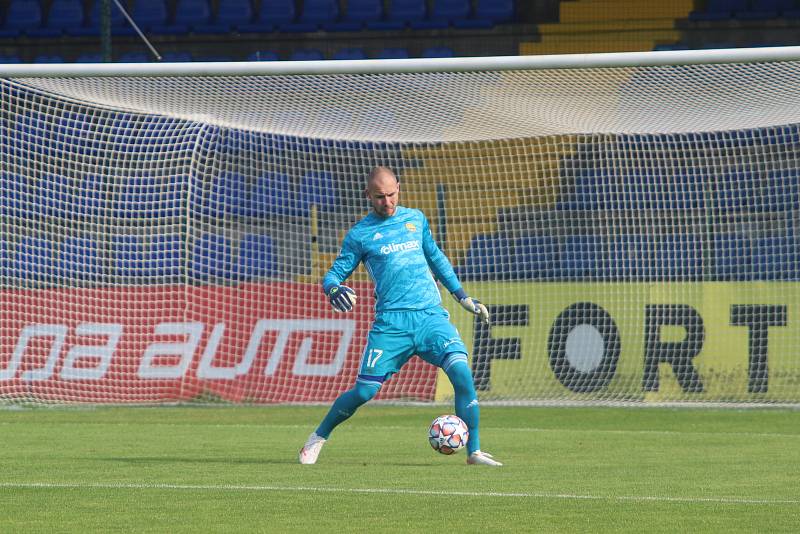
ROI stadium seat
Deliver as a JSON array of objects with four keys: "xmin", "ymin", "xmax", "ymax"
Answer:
[
  {"xmin": 0, "ymin": 0, "xmax": 48, "ymax": 38},
  {"xmin": 113, "ymin": 234, "xmax": 183, "ymax": 279},
  {"xmin": 713, "ymin": 233, "xmax": 752, "ymax": 281},
  {"xmin": 78, "ymin": 0, "xmax": 131, "ymax": 36},
  {"xmin": 190, "ymin": 233, "xmax": 235, "ymax": 281},
  {"xmin": 514, "ymin": 235, "xmax": 560, "ymax": 280},
  {"xmin": 332, "ymin": 48, "xmax": 367, "ymax": 60},
  {"xmin": 118, "ymin": 52, "xmax": 151, "ymax": 63},
  {"xmin": 375, "ymin": 48, "xmax": 410, "ymax": 59},
  {"xmin": 344, "ymin": 0, "xmax": 383, "ymax": 23},
  {"xmin": 299, "ymin": 171, "xmax": 338, "ymax": 213},
  {"xmin": 560, "ymin": 234, "xmax": 607, "ymax": 280},
  {"xmin": 75, "ymin": 53, "xmax": 104, "ymax": 63},
  {"xmin": 130, "ymin": 0, "xmax": 173, "ymax": 33},
  {"xmin": 34, "ymin": 55, "xmax": 66, "ymax": 63},
  {"xmin": 240, "ymin": 0, "xmax": 297, "ymax": 32},
  {"xmin": 430, "ymin": 0, "xmax": 471, "ymax": 25},
  {"xmin": 75, "ymin": 175, "xmax": 107, "ymax": 219},
  {"xmin": 737, "ymin": 0, "xmax": 796, "ymax": 19},
  {"xmin": 248, "ymin": 172, "xmax": 301, "ymax": 217},
  {"xmin": 113, "ymin": 173, "xmax": 182, "ymax": 219},
  {"xmin": 290, "ymin": 49, "xmax": 325, "ymax": 61},
  {"xmin": 384, "ymin": 0, "xmax": 427, "ymax": 27},
  {"xmin": 752, "ymin": 235, "xmax": 800, "ymax": 280},
  {"xmin": 45, "ymin": 0, "xmax": 85, "ymax": 34},
  {"xmin": 247, "ymin": 50, "xmax": 280, "ymax": 61},
  {"xmin": 161, "ymin": 51, "xmax": 194, "ymax": 62},
  {"xmin": 302, "ymin": 0, "xmax": 339, "ymax": 22},
  {"xmin": 236, "ymin": 233, "xmax": 278, "ymax": 280},
  {"xmin": 195, "ymin": 171, "xmax": 247, "ymax": 219},
  {"xmin": 0, "ymin": 55, "xmax": 22, "ymax": 63},
  {"xmin": 0, "ymin": 173, "xmax": 28, "ymax": 220},
  {"xmin": 173, "ymin": 0, "xmax": 215, "ymax": 33},
  {"xmin": 474, "ymin": 0, "xmax": 514, "ymax": 23},
  {"xmin": 458, "ymin": 234, "xmax": 514, "ymax": 281},
  {"xmin": 421, "ymin": 47, "xmax": 455, "ymax": 58},
  {"xmin": 11, "ymin": 236, "xmax": 57, "ymax": 285},
  {"xmin": 214, "ymin": 0, "xmax": 254, "ymax": 32},
  {"xmin": 59, "ymin": 236, "xmax": 104, "ymax": 283}
]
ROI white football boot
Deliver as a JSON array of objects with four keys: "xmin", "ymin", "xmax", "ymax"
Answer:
[
  {"xmin": 466, "ymin": 450, "xmax": 503, "ymax": 467},
  {"xmin": 299, "ymin": 432, "xmax": 326, "ymax": 465}
]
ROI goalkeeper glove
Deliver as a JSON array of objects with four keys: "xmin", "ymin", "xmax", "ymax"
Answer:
[
  {"xmin": 452, "ymin": 289, "xmax": 490, "ymax": 325},
  {"xmin": 327, "ymin": 285, "xmax": 357, "ymax": 313}
]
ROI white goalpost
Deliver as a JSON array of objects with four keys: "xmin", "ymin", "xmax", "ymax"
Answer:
[{"xmin": 1, "ymin": 47, "xmax": 800, "ymax": 405}]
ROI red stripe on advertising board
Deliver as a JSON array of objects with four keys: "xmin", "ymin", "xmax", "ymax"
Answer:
[{"xmin": 0, "ymin": 282, "xmax": 437, "ymax": 403}]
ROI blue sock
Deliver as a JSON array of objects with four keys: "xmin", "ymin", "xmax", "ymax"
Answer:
[
  {"xmin": 315, "ymin": 380, "xmax": 382, "ymax": 439},
  {"xmin": 444, "ymin": 355, "xmax": 480, "ymax": 455}
]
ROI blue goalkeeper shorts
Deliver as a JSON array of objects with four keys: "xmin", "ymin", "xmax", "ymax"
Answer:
[{"xmin": 358, "ymin": 306, "xmax": 468, "ymax": 382}]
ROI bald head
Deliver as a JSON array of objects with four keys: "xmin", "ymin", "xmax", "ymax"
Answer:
[{"xmin": 365, "ymin": 166, "xmax": 400, "ymax": 217}]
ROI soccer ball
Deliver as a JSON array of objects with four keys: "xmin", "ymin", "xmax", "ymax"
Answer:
[{"xmin": 428, "ymin": 415, "xmax": 468, "ymax": 455}]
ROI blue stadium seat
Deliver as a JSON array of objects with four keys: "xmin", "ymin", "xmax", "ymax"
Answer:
[
  {"xmin": 11, "ymin": 236, "xmax": 57, "ymax": 285},
  {"xmin": 247, "ymin": 50, "xmax": 280, "ymax": 61},
  {"xmin": 34, "ymin": 55, "xmax": 66, "ymax": 63},
  {"xmin": 474, "ymin": 0, "xmax": 514, "ymax": 23},
  {"xmin": 458, "ymin": 234, "xmax": 514, "ymax": 281},
  {"xmin": 240, "ymin": 0, "xmax": 296, "ymax": 32},
  {"xmin": 0, "ymin": 173, "xmax": 29, "ymax": 220},
  {"xmin": 654, "ymin": 234, "xmax": 704, "ymax": 281},
  {"xmin": 0, "ymin": 0, "xmax": 48, "ymax": 38},
  {"xmin": 161, "ymin": 51, "xmax": 194, "ymax": 62},
  {"xmin": 200, "ymin": 171, "xmax": 248, "ymax": 218},
  {"xmin": 130, "ymin": 0, "xmax": 172, "ymax": 33},
  {"xmin": 421, "ymin": 46, "xmax": 455, "ymax": 58},
  {"xmin": 560, "ymin": 234, "xmax": 607, "ymax": 280},
  {"xmin": 430, "ymin": 0, "xmax": 471, "ymax": 25},
  {"xmin": 751, "ymin": 236, "xmax": 791, "ymax": 280},
  {"xmin": 299, "ymin": 171, "xmax": 337, "ymax": 213},
  {"xmin": 76, "ymin": 175, "xmax": 107, "ymax": 219},
  {"xmin": 236, "ymin": 233, "xmax": 278, "ymax": 280},
  {"xmin": 59, "ymin": 236, "xmax": 103, "ymax": 283},
  {"xmin": 77, "ymin": 0, "xmax": 131, "ymax": 36},
  {"xmin": 713, "ymin": 233, "xmax": 752, "ymax": 281},
  {"xmin": 118, "ymin": 52, "xmax": 151, "ymax": 63},
  {"xmin": 45, "ymin": 0, "xmax": 85, "ymax": 34},
  {"xmin": 0, "ymin": 240, "xmax": 10, "ymax": 282},
  {"xmin": 113, "ymin": 234, "xmax": 183, "ymax": 279},
  {"xmin": 514, "ymin": 235, "xmax": 560, "ymax": 280},
  {"xmin": 248, "ymin": 172, "xmax": 300, "ymax": 217},
  {"xmin": 214, "ymin": 0, "xmax": 254, "ymax": 32},
  {"xmin": 190, "ymin": 233, "xmax": 235, "ymax": 281},
  {"xmin": 174, "ymin": 0, "xmax": 215, "ymax": 33},
  {"xmin": 332, "ymin": 48, "xmax": 367, "ymax": 60},
  {"xmin": 301, "ymin": 0, "xmax": 339, "ymax": 24},
  {"xmin": 344, "ymin": 0, "xmax": 383, "ymax": 23},
  {"xmin": 385, "ymin": 0, "xmax": 427, "ymax": 26},
  {"xmin": 290, "ymin": 48, "xmax": 325, "ymax": 61},
  {"xmin": 113, "ymin": 173, "xmax": 182, "ymax": 219},
  {"xmin": 0, "ymin": 55, "xmax": 22, "ymax": 63},
  {"xmin": 737, "ymin": 0, "xmax": 796, "ymax": 19},
  {"xmin": 75, "ymin": 53, "xmax": 104, "ymax": 63},
  {"xmin": 375, "ymin": 48, "xmax": 410, "ymax": 59}
]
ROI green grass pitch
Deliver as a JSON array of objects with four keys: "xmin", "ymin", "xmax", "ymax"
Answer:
[{"xmin": 1, "ymin": 405, "xmax": 798, "ymax": 533}]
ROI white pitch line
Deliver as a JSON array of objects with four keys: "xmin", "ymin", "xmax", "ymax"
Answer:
[{"xmin": 0, "ymin": 482, "xmax": 796, "ymax": 506}]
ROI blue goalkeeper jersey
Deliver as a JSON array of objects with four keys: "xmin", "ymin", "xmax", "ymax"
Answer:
[{"xmin": 323, "ymin": 206, "xmax": 462, "ymax": 312}]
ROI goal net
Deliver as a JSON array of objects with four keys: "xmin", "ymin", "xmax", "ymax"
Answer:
[{"xmin": 2, "ymin": 49, "xmax": 800, "ymax": 405}]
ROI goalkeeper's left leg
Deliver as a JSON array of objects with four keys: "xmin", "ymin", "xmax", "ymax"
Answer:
[{"xmin": 443, "ymin": 353, "xmax": 481, "ymax": 455}]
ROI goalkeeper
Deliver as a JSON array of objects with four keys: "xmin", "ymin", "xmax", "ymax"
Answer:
[{"xmin": 300, "ymin": 166, "xmax": 502, "ymax": 466}]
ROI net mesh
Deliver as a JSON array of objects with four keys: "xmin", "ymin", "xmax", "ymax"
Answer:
[{"xmin": 1, "ymin": 57, "xmax": 799, "ymax": 404}]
